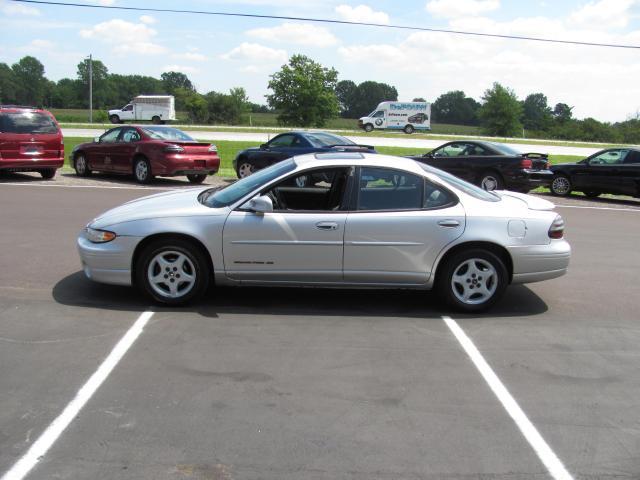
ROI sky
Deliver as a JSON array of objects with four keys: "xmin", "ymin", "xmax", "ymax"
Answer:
[{"xmin": 1, "ymin": 0, "xmax": 640, "ymax": 122}]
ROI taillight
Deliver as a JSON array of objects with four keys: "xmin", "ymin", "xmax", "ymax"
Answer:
[
  {"xmin": 164, "ymin": 144, "xmax": 184, "ymax": 153},
  {"xmin": 208, "ymin": 144, "xmax": 218, "ymax": 153},
  {"xmin": 520, "ymin": 158, "xmax": 532, "ymax": 169},
  {"xmin": 548, "ymin": 215, "xmax": 565, "ymax": 239}
]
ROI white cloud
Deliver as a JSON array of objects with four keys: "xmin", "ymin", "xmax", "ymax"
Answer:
[
  {"xmin": 163, "ymin": 64, "xmax": 200, "ymax": 74},
  {"xmin": 171, "ymin": 52, "xmax": 208, "ymax": 62},
  {"xmin": 426, "ymin": 0, "xmax": 500, "ymax": 18},
  {"xmin": 1, "ymin": 0, "xmax": 41, "ymax": 16},
  {"xmin": 79, "ymin": 19, "xmax": 167, "ymax": 55},
  {"xmin": 246, "ymin": 22, "xmax": 338, "ymax": 47},
  {"xmin": 221, "ymin": 42, "xmax": 288, "ymax": 63},
  {"xmin": 569, "ymin": 0, "xmax": 636, "ymax": 29},
  {"xmin": 335, "ymin": 4, "xmax": 390, "ymax": 24},
  {"xmin": 139, "ymin": 15, "xmax": 156, "ymax": 25},
  {"xmin": 27, "ymin": 39, "xmax": 55, "ymax": 50}
]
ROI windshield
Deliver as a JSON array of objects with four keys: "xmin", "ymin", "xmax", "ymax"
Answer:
[
  {"xmin": 419, "ymin": 163, "xmax": 500, "ymax": 202},
  {"xmin": 305, "ymin": 132, "xmax": 355, "ymax": 147},
  {"xmin": 488, "ymin": 142, "xmax": 523, "ymax": 156},
  {"xmin": 201, "ymin": 159, "xmax": 297, "ymax": 208},
  {"xmin": 142, "ymin": 127, "xmax": 195, "ymax": 142},
  {"xmin": 0, "ymin": 112, "xmax": 58, "ymax": 134}
]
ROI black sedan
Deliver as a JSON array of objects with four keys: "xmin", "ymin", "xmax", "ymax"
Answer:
[
  {"xmin": 550, "ymin": 147, "xmax": 640, "ymax": 198},
  {"xmin": 407, "ymin": 140, "xmax": 553, "ymax": 192},
  {"xmin": 233, "ymin": 131, "xmax": 375, "ymax": 178}
]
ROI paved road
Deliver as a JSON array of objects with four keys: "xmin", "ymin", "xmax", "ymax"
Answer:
[
  {"xmin": 61, "ymin": 128, "xmax": 604, "ymax": 157},
  {"xmin": 1, "ymin": 179, "xmax": 639, "ymax": 479}
]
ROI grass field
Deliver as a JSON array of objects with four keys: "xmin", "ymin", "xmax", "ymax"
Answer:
[{"xmin": 62, "ymin": 137, "xmax": 582, "ymax": 179}]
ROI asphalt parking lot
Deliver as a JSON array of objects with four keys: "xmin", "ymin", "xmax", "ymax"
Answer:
[{"xmin": 1, "ymin": 172, "xmax": 639, "ymax": 479}]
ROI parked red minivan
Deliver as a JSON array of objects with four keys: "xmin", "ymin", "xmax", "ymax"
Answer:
[{"xmin": 0, "ymin": 105, "xmax": 64, "ymax": 179}]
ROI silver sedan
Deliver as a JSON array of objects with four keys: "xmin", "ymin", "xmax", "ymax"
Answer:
[{"xmin": 77, "ymin": 153, "xmax": 571, "ymax": 312}]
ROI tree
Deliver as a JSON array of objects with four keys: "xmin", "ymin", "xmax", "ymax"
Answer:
[
  {"xmin": 552, "ymin": 103, "xmax": 573, "ymax": 123},
  {"xmin": 336, "ymin": 80, "xmax": 357, "ymax": 117},
  {"xmin": 431, "ymin": 90, "xmax": 480, "ymax": 125},
  {"xmin": 351, "ymin": 81, "xmax": 397, "ymax": 118},
  {"xmin": 76, "ymin": 58, "xmax": 110, "ymax": 108},
  {"xmin": 161, "ymin": 71, "xmax": 194, "ymax": 94},
  {"xmin": 522, "ymin": 93, "xmax": 552, "ymax": 131},
  {"xmin": 267, "ymin": 54, "xmax": 340, "ymax": 127},
  {"xmin": 0, "ymin": 63, "xmax": 17, "ymax": 104},
  {"xmin": 479, "ymin": 83, "xmax": 522, "ymax": 136},
  {"xmin": 12, "ymin": 56, "xmax": 47, "ymax": 105},
  {"xmin": 412, "ymin": 97, "xmax": 426, "ymax": 102}
]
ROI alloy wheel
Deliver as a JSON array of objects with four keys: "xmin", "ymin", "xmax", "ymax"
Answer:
[
  {"xmin": 451, "ymin": 258, "xmax": 498, "ymax": 305},
  {"xmin": 147, "ymin": 250, "xmax": 196, "ymax": 299},
  {"xmin": 238, "ymin": 162, "xmax": 255, "ymax": 178},
  {"xmin": 551, "ymin": 176, "xmax": 571, "ymax": 196}
]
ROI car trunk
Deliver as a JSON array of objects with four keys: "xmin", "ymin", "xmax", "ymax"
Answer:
[
  {"xmin": 7, "ymin": 133, "xmax": 62, "ymax": 160},
  {"xmin": 172, "ymin": 142, "xmax": 215, "ymax": 155},
  {"xmin": 522, "ymin": 153, "xmax": 549, "ymax": 170}
]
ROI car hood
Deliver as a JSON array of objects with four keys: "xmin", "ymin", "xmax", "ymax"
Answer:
[{"xmin": 90, "ymin": 187, "xmax": 226, "ymax": 229}]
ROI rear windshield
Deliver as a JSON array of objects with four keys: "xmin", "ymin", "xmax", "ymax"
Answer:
[
  {"xmin": 142, "ymin": 127, "xmax": 194, "ymax": 142},
  {"xmin": 0, "ymin": 112, "xmax": 58, "ymax": 134},
  {"xmin": 487, "ymin": 142, "xmax": 522, "ymax": 156},
  {"xmin": 305, "ymin": 132, "xmax": 355, "ymax": 147},
  {"xmin": 419, "ymin": 163, "xmax": 500, "ymax": 202}
]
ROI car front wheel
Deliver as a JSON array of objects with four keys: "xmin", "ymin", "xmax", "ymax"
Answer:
[
  {"xmin": 550, "ymin": 175, "xmax": 572, "ymax": 196},
  {"xmin": 136, "ymin": 239, "xmax": 210, "ymax": 305},
  {"xmin": 364, "ymin": 124, "xmax": 374, "ymax": 133},
  {"xmin": 237, "ymin": 161, "xmax": 257, "ymax": 178},
  {"xmin": 74, "ymin": 154, "xmax": 91, "ymax": 177},
  {"xmin": 438, "ymin": 249, "xmax": 508, "ymax": 312},
  {"xmin": 109, "ymin": 115, "xmax": 120, "ymax": 124}
]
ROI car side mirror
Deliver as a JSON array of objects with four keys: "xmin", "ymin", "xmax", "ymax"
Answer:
[
  {"xmin": 424, "ymin": 152, "xmax": 433, "ymax": 158},
  {"xmin": 94, "ymin": 136, "xmax": 101, "ymax": 143},
  {"xmin": 244, "ymin": 195, "xmax": 273, "ymax": 214},
  {"xmin": 260, "ymin": 143, "xmax": 269, "ymax": 150}
]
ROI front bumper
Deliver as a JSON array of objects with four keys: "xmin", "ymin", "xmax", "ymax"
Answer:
[
  {"xmin": 77, "ymin": 232, "xmax": 141, "ymax": 286},
  {"xmin": 508, "ymin": 239, "xmax": 571, "ymax": 284}
]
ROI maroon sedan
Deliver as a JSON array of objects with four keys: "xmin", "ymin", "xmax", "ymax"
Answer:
[{"xmin": 71, "ymin": 126, "xmax": 220, "ymax": 184}]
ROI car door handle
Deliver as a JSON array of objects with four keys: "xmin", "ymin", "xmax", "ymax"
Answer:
[
  {"xmin": 438, "ymin": 219, "xmax": 460, "ymax": 228},
  {"xmin": 316, "ymin": 222, "xmax": 339, "ymax": 231}
]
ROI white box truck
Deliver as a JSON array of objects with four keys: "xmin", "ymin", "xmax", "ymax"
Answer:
[
  {"xmin": 108, "ymin": 95, "xmax": 176, "ymax": 124},
  {"xmin": 358, "ymin": 101, "xmax": 431, "ymax": 134}
]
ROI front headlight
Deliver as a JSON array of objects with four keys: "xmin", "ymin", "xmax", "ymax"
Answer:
[{"xmin": 86, "ymin": 227, "xmax": 117, "ymax": 243}]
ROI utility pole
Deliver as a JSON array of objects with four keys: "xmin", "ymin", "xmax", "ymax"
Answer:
[{"xmin": 88, "ymin": 54, "xmax": 93, "ymax": 123}]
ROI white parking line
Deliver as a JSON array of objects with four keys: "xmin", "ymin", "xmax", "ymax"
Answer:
[
  {"xmin": 555, "ymin": 204, "xmax": 640, "ymax": 212},
  {"xmin": 0, "ymin": 182, "xmax": 170, "ymax": 191},
  {"xmin": 442, "ymin": 316, "xmax": 574, "ymax": 480},
  {"xmin": 1, "ymin": 311, "xmax": 154, "ymax": 480}
]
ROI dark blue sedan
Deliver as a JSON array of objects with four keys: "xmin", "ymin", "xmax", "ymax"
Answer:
[{"xmin": 233, "ymin": 131, "xmax": 376, "ymax": 178}]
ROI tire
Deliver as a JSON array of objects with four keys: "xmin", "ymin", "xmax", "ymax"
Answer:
[
  {"xmin": 364, "ymin": 123, "xmax": 374, "ymax": 133},
  {"xmin": 403, "ymin": 124, "xmax": 415, "ymax": 134},
  {"xmin": 74, "ymin": 153, "xmax": 91, "ymax": 177},
  {"xmin": 39, "ymin": 168, "xmax": 56, "ymax": 180},
  {"xmin": 109, "ymin": 115, "xmax": 120, "ymax": 124},
  {"xmin": 187, "ymin": 173, "xmax": 207, "ymax": 184},
  {"xmin": 550, "ymin": 174, "xmax": 572, "ymax": 196},
  {"xmin": 133, "ymin": 157, "xmax": 153, "ymax": 184},
  {"xmin": 437, "ymin": 249, "xmax": 508, "ymax": 313},
  {"xmin": 237, "ymin": 160, "xmax": 257, "ymax": 178},
  {"xmin": 583, "ymin": 190, "xmax": 601, "ymax": 198},
  {"xmin": 152, "ymin": 116, "xmax": 162, "ymax": 125},
  {"xmin": 136, "ymin": 238, "xmax": 210, "ymax": 305},
  {"xmin": 479, "ymin": 171, "xmax": 504, "ymax": 191}
]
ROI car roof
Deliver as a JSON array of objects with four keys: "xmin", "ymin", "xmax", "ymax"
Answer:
[
  {"xmin": 293, "ymin": 152, "xmax": 425, "ymax": 174},
  {"xmin": 0, "ymin": 105, "xmax": 48, "ymax": 113}
]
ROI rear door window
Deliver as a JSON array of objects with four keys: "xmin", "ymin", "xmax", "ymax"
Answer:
[
  {"xmin": 0, "ymin": 112, "xmax": 58, "ymax": 134},
  {"xmin": 357, "ymin": 167, "xmax": 424, "ymax": 211}
]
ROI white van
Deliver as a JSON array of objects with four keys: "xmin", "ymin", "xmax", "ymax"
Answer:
[
  {"xmin": 358, "ymin": 101, "xmax": 431, "ymax": 134},
  {"xmin": 108, "ymin": 95, "xmax": 176, "ymax": 124}
]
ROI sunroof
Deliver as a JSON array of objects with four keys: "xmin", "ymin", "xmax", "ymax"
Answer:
[{"xmin": 314, "ymin": 152, "xmax": 365, "ymax": 160}]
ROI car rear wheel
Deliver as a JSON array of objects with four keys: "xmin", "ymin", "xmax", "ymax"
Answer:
[
  {"xmin": 403, "ymin": 124, "xmax": 415, "ymax": 134},
  {"xmin": 237, "ymin": 161, "xmax": 257, "ymax": 178},
  {"xmin": 39, "ymin": 168, "xmax": 56, "ymax": 180},
  {"xmin": 479, "ymin": 171, "xmax": 504, "ymax": 191},
  {"xmin": 136, "ymin": 239, "xmax": 210, "ymax": 305},
  {"xmin": 133, "ymin": 157, "xmax": 153, "ymax": 184},
  {"xmin": 74, "ymin": 154, "xmax": 91, "ymax": 177},
  {"xmin": 550, "ymin": 175, "xmax": 572, "ymax": 196},
  {"xmin": 437, "ymin": 249, "xmax": 508, "ymax": 312},
  {"xmin": 109, "ymin": 115, "xmax": 120, "ymax": 124},
  {"xmin": 583, "ymin": 190, "xmax": 601, "ymax": 198},
  {"xmin": 187, "ymin": 174, "xmax": 207, "ymax": 184},
  {"xmin": 364, "ymin": 124, "xmax": 374, "ymax": 133},
  {"xmin": 152, "ymin": 116, "xmax": 162, "ymax": 125}
]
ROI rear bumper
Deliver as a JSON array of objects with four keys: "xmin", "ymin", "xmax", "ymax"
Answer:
[
  {"xmin": 77, "ymin": 233, "xmax": 140, "ymax": 286},
  {"xmin": 0, "ymin": 157, "xmax": 64, "ymax": 171},
  {"xmin": 506, "ymin": 169, "xmax": 554, "ymax": 190},
  {"xmin": 158, "ymin": 153, "xmax": 220, "ymax": 176},
  {"xmin": 508, "ymin": 239, "xmax": 571, "ymax": 284}
]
